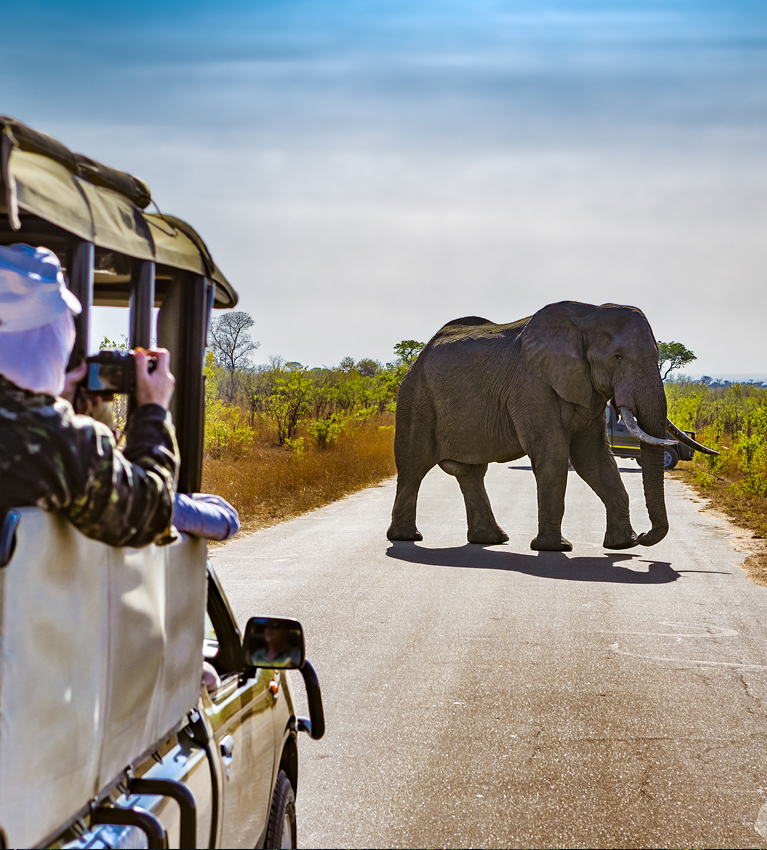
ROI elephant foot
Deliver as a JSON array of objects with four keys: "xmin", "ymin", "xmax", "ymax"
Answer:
[
  {"xmin": 467, "ymin": 526, "xmax": 509, "ymax": 545},
  {"xmin": 387, "ymin": 523, "xmax": 423, "ymax": 542},
  {"xmin": 603, "ymin": 530, "xmax": 638, "ymax": 550},
  {"xmin": 530, "ymin": 534, "xmax": 572, "ymax": 552},
  {"xmin": 637, "ymin": 525, "xmax": 668, "ymax": 547}
]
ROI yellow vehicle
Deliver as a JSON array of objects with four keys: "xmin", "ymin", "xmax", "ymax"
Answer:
[{"xmin": 0, "ymin": 117, "xmax": 323, "ymax": 849}]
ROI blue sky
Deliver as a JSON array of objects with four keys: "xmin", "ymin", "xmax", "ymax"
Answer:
[{"xmin": 3, "ymin": 1, "xmax": 767, "ymax": 375}]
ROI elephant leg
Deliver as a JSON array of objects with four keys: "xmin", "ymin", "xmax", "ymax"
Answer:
[
  {"xmin": 388, "ymin": 469, "xmax": 429, "ymax": 541},
  {"xmin": 387, "ymin": 391, "xmax": 438, "ymax": 541},
  {"xmin": 569, "ymin": 428, "xmax": 637, "ymax": 550},
  {"xmin": 440, "ymin": 461, "xmax": 509, "ymax": 545},
  {"xmin": 529, "ymin": 442, "xmax": 572, "ymax": 551},
  {"xmin": 388, "ymin": 462, "xmax": 433, "ymax": 541}
]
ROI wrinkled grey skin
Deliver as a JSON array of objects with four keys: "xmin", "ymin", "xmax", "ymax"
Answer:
[{"xmin": 387, "ymin": 301, "xmax": 669, "ymax": 551}]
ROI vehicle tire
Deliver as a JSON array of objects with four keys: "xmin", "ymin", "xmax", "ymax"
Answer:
[
  {"xmin": 635, "ymin": 457, "xmax": 642, "ymax": 467},
  {"xmin": 265, "ymin": 770, "xmax": 296, "ymax": 849},
  {"xmin": 664, "ymin": 446, "xmax": 679, "ymax": 470}
]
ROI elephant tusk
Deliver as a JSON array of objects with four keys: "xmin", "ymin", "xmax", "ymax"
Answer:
[
  {"xmin": 665, "ymin": 418, "xmax": 720, "ymax": 456},
  {"xmin": 619, "ymin": 408, "xmax": 677, "ymax": 448}
]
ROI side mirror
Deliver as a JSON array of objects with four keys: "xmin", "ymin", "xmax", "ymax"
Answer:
[{"xmin": 242, "ymin": 616, "xmax": 305, "ymax": 669}]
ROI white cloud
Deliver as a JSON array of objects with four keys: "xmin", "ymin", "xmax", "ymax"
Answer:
[{"xmin": 7, "ymin": 1, "xmax": 767, "ymax": 373}]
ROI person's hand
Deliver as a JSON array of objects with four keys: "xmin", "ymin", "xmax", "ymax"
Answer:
[
  {"xmin": 61, "ymin": 361, "xmax": 87, "ymax": 407},
  {"xmin": 135, "ymin": 348, "xmax": 175, "ymax": 410}
]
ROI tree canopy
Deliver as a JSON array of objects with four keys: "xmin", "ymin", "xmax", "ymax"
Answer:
[
  {"xmin": 393, "ymin": 340, "xmax": 425, "ymax": 365},
  {"xmin": 657, "ymin": 340, "xmax": 696, "ymax": 380},
  {"xmin": 356, "ymin": 359, "xmax": 380, "ymax": 378}
]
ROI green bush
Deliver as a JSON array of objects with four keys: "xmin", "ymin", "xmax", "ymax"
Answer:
[
  {"xmin": 205, "ymin": 398, "xmax": 253, "ymax": 460},
  {"xmin": 666, "ymin": 380, "xmax": 767, "ymax": 494},
  {"xmin": 308, "ymin": 416, "xmax": 344, "ymax": 449},
  {"xmin": 738, "ymin": 407, "xmax": 767, "ymax": 496},
  {"xmin": 267, "ymin": 369, "xmax": 313, "ymax": 445},
  {"xmin": 284, "ymin": 436, "xmax": 305, "ymax": 460}
]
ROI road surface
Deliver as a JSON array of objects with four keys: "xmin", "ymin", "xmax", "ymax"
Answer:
[{"xmin": 211, "ymin": 460, "xmax": 767, "ymax": 848}]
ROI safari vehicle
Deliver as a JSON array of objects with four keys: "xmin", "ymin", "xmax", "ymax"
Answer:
[
  {"xmin": 0, "ymin": 116, "xmax": 324, "ymax": 849},
  {"xmin": 606, "ymin": 401, "xmax": 695, "ymax": 471}
]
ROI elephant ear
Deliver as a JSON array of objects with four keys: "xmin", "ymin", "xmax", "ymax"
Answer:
[{"xmin": 520, "ymin": 302, "xmax": 594, "ymax": 408}]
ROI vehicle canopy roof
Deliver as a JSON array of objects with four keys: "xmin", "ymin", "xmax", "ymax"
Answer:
[
  {"xmin": 1, "ymin": 117, "xmax": 240, "ymax": 491},
  {"xmin": 0, "ymin": 116, "xmax": 237, "ymax": 309}
]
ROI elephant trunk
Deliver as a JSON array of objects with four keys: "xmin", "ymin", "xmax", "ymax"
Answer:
[
  {"xmin": 616, "ymin": 372, "xmax": 669, "ymax": 547},
  {"xmin": 637, "ymin": 441, "xmax": 669, "ymax": 546}
]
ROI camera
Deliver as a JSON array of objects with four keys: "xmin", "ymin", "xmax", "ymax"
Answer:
[{"xmin": 85, "ymin": 350, "xmax": 157, "ymax": 394}]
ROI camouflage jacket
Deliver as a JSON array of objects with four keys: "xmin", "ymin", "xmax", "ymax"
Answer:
[{"xmin": 0, "ymin": 374, "xmax": 179, "ymax": 547}]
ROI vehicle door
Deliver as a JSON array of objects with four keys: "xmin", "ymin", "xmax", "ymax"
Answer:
[
  {"xmin": 608, "ymin": 403, "xmax": 640, "ymax": 458},
  {"xmin": 106, "ymin": 730, "xmax": 215, "ymax": 850},
  {"xmin": 204, "ymin": 569, "xmax": 278, "ymax": 849}
]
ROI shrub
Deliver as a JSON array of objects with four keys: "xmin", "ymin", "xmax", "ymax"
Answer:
[
  {"xmin": 738, "ymin": 407, "xmax": 767, "ymax": 496},
  {"xmin": 353, "ymin": 405, "xmax": 377, "ymax": 425},
  {"xmin": 284, "ymin": 436, "xmax": 305, "ymax": 460},
  {"xmin": 205, "ymin": 399, "xmax": 253, "ymax": 460},
  {"xmin": 267, "ymin": 369, "xmax": 313, "ymax": 445},
  {"xmin": 308, "ymin": 416, "xmax": 344, "ymax": 449}
]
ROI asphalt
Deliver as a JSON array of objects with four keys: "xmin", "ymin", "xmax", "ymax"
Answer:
[{"xmin": 211, "ymin": 459, "xmax": 767, "ymax": 849}]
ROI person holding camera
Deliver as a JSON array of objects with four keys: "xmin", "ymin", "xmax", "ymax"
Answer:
[{"xmin": 0, "ymin": 243, "xmax": 179, "ymax": 547}]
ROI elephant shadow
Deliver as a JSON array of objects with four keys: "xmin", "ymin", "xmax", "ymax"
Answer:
[
  {"xmin": 507, "ymin": 464, "xmax": 643, "ymax": 475},
  {"xmin": 386, "ymin": 542, "xmax": 681, "ymax": 584}
]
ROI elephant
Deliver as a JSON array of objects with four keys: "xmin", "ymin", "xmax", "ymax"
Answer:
[{"xmin": 387, "ymin": 301, "xmax": 717, "ymax": 551}]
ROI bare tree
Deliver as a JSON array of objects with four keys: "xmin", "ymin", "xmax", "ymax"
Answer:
[{"xmin": 208, "ymin": 311, "xmax": 259, "ymax": 374}]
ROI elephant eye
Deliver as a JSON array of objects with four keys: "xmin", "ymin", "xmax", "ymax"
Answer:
[{"xmin": 615, "ymin": 354, "xmax": 622, "ymax": 362}]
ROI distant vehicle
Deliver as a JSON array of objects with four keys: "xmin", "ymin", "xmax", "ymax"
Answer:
[
  {"xmin": 606, "ymin": 401, "xmax": 695, "ymax": 470},
  {"xmin": 0, "ymin": 116, "xmax": 323, "ymax": 850}
]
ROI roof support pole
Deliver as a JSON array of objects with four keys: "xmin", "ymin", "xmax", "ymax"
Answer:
[
  {"xmin": 158, "ymin": 273, "xmax": 211, "ymax": 494},
  {"xmin": 129, "ymin": 259, "xmax": 155, "ymax": 350},
  {"xmin": 66, "ymin": 238, "xmax": 94, "ymax": 370}
]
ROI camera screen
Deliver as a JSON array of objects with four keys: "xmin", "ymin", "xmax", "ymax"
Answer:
[{"xmin": 87, "ymin": 363, "xmax": 125, "ymax": 392}]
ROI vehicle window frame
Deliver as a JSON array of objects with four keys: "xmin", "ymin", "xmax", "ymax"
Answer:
[{"xmin": 206, "ymin": 566, "xmax": 243, "ymax": 677}]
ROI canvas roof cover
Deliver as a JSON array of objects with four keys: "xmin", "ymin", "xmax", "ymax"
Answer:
[
  {"xmin": 0, "ymin": 116, "xmax": 237, "ymax": 308},
  {"xmin": 0, "ymin": 509, "xmax": 208, "ymax": 849}
]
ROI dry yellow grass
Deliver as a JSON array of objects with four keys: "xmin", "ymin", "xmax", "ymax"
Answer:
[{"xmin": 202, "ymin": 413, "xmax": 396, "ymax": 534}]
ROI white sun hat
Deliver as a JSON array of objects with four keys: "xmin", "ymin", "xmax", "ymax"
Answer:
[
  {"xmin": 0, "ymin": 244, "xmax": 81, "ymax": 332},
  {"xmin": 0, "ymin": 244, "xmax": 82, "ymax": 396}
]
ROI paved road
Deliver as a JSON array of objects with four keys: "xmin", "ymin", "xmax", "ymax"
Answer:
[{"xmin": 211, "ymin": 460, "xmax": 767, "ymax": 848}]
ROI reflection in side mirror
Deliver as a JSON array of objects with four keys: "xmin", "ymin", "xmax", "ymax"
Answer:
[{"xmin": 243, "ymin": 617, "xmax": 305, "ymax": 669}]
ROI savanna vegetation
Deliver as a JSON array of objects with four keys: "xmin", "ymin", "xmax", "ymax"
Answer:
[
  {"xmin": 200, "ymin": 314, "xmax": 425, "ymax": 533},
  {"xmin": 665, "ymin": 377, "xmax": 767, "ymax": 582}
]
